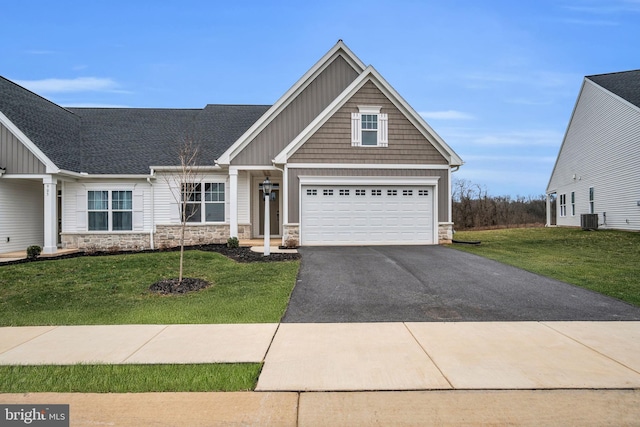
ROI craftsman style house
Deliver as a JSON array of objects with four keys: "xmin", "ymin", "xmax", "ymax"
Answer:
[
  {"xmin": 0, "ymin": 41, "xmax": 462, "ymax": 254},
  {"xmin": 546, "ymin": 69, "xmax": 640, "ymax": 231}
]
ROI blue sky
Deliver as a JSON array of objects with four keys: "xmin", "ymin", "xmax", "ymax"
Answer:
[{"xmin": 2, "ymin": 0, "xmax": 639, "ymax": 196}]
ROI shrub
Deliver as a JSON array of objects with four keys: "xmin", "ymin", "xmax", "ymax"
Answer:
[
  {"xmin": 227, "ymin": 237, "xmax": 239, "ymax": 248},
  {"xmin": 26, "ymin": 245, "xmax": 42, "ymax": 259},
  {"xmin": 284, "ymin": 238, "xmax": 299, "ymax": 249},
  {"xmin": 84, "ymin": 245, "xmax": 99, "ymax": 255}
]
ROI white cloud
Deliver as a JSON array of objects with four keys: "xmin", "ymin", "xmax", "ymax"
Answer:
[
  {"xmin": 441, "ymin": 129, "xmax": 564, "ymax": 148},
  {"xmin": 419, "ymin": 110, "xmax": 475, "ymax": 120},
  {"xmin": 13, "ymin": 77, "xmax": 124, "ymax": 94},
  {"xmin": 462, "ymin": 155, "xmax": 557, "ymax": 163}
]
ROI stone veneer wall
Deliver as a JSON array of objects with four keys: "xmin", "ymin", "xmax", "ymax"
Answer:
[
  {"xmin": 154, "ymin": 224, "xmax": 231, "ymax": 248},
  {"xmin": 62, "ymin": 233, "xmax": 151, "ymax": 251},
  {"xmin": 438, "ymin": 222, "xmax": 454, "ymax": 244},
  {"xmin": 62, "ymin": 223, "xmax": 253, "ymax": 251},
  {"xmin": 282, "ymin": 224, "xmax": 300, "ymax": 246}
]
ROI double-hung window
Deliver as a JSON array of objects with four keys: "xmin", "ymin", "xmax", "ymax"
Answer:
[
  {"xmin": 181, "ymin": 182, "xmax": 225, "ymax": 222},
  {"xmin": 351, "ymin": 106, "xmax": 388, "ymax": 147},
  {"xmin": 88, "ymin": 190, "xmax": 132, "ymax": 231},
  {"xmin": 204, "ymin": 183, "xmax": 225, "ymax": 222},
  {"xmin": 559, "ymin": 194, "xmax": 566, "ymax": 217},
  {"xmin": 570, "ymin": 191, "xmax": 575, "ymax": 216}
]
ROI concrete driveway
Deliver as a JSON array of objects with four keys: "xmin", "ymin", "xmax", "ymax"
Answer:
[{"xmin": 282, "ymin": 246, "xmax": 640, "ymax": 322}]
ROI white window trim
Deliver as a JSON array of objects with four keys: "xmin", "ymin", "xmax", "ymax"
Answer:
[
  {"xmin": 559, "ymin": 193, "xmax": 566, "ymax": 217},
  {"xmin": 87, "ymin": 189, "xmax": 133, "ymax": 231},
  {"xmin": 182, "ymin": 182, "xmax": 226, "ymax": 223},
  {"xmin": 351, "ymin": 106, "xmax": 388, "ymax": 147},
  {"xmin": 570, "ymin": 191, "xmax": 575, "ymax": 216}
]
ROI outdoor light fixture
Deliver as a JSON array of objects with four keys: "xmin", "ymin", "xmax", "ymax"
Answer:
[{"xmin": 263, "ymin": 177, "xmax": 272, "ymax": 256}]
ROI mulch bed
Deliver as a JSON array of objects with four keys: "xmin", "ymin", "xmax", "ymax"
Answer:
[
  {"xmin": 1, "ymin": 243, "xmax": 301, "ymax": 266},
  {"xmin": 149, "ymin": 277, "xmax": 212, "ymax": 295},
  {"xmin": 147, "ymin": 245, "xmax": 300, "ymax": 295},
  {"xmin": 196, "ymin": 244, "xmax": 300, "ymax": 263}
]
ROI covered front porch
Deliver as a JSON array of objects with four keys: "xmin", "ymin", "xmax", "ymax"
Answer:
[
  {"xmin": 229, "ymin": 167, "xmax": 288, "ymax": 244},
  {"xmin": 0, "ymin": 174, "xmax": 60, "ymax": 255}
]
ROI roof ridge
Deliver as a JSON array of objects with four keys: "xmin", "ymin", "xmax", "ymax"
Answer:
[{"xmin": 586, "ymin": 69, "xmax": 640, "ymax": 78}]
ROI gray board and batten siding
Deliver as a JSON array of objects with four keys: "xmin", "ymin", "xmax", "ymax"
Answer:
[
  {"xmin": 0, "ymin": 122, "xmax": 46, "ymax": 174},
  {"xmin": 287, "ymin": 168, "xmax": 449, "ymax": 224},
  {"xmin": 231, "ymin": 55, "xmax": 360, "ymax": 166}
]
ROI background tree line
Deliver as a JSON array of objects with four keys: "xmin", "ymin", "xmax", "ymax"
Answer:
[{"xmin": 452, "ymin": 178, "xmax": 547, "ymax": 231}]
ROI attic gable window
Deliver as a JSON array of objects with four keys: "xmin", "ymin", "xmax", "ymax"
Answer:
[{"xmin": 351, "ymin": 106, "xmax": 388, "ymax": 147}]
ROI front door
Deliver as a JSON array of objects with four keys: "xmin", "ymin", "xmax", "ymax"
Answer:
[{"xmin": 258, "ymin": 189, "xmax": 279, "ymax": 236}]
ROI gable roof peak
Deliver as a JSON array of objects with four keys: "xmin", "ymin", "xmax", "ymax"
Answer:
[{"xmin": 585, "ymin": 69, "xmax": 640, "ymax": 109}]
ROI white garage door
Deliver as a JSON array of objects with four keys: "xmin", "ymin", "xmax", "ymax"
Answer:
[{"xmin": 301, "ymin": 185, "xmax": 434, "ymax": 245}]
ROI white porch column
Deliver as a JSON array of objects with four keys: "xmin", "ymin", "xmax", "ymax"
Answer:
[
  {"xmin": 229, "ymin": 167, "xmax": 238, "ymax": 238},
  {"xmin": 546, "ymin": 193, "xmax": 552, "ymax": 227},
  {"xmin": 43, "ymin": 176, "xmax": 58, "ymax": 254}
]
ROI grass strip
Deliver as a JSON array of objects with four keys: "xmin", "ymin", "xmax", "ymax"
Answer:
[
  {"xmin": 0, "ymin": 364, "xmax": 261, "ymax": 393},
  {"xmin": 452, "ymin": 227, "xmax": 640, "ymax": 306}
]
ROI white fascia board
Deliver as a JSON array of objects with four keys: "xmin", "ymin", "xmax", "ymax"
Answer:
[
  {"xmin": 228, "ymin": 165, "xmax": 281, "ymax": 171},
  {"xmin": 274, "ymin": 69, "xmax": 373, "ymax": 164},
  {"xmin": 588, "ymin": 77, "xmax": 640, "ymax": 114},
  {"xmin": 274, "ymin": 66, "xmax": 464, "ymax": 166},
  {"xmin": 298, "ymin": 175, "xmax": 440, "ymax": 186},
  {"xmin": 150, "ymin": 165, "xmax": 223, "ymax": 172},
  {"xmin": 545, "ymin": 79, "xmax": 587, "ymax": 193},
  {"xmin": 287, "ymin": 163, "xmax": 450, "ymax": 170},
  {"xmin": 365, "ymin": 67, "xmax": 464, "ymax": 166},
  {"xmin": 72, "ymin": 174, "xmax": 153, "ymax": 179},
  {"xmin": 0, "ymin": 111, "xmax": 59, "ymax": 173},
  {"xmin": 217, "ymin": 41, "xmax": 366, "ymax": 165}
]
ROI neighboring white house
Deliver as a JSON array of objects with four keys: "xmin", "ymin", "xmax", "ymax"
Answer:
[
  {"xmin": 0, "ymin": 41, "xmax": 463, "ymax": 255},
  {"xmin": 546, "ymin": 69, "xmax": 640, "ymax": 231}
]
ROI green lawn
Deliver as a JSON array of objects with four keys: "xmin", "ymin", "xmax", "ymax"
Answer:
[
  {"xmin": 452, "ymin": 227, "xmax": 640, "ymax": 306},
  {"xmin": 0, "ymin": 250, "xmax": 296, "ymax": 393},
  {"xmin": 0, "ymin": 364, "xmax": 260, "ymax": 393},
  {"xmin": 0, "ymin": 250, "xmax": 299, "ymax": 326}
]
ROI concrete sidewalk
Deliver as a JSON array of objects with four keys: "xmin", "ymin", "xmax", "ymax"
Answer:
[
  {"xmin": 2, "ymin": 322, "xmax": 640, "ymax": 425},
  {"xmin": 2, "ymin": 390, "xmax": 639, "ymax": 426},
  {"xmin": 1, "ymin": 322, "xmax": 640, "ymax": 390}
]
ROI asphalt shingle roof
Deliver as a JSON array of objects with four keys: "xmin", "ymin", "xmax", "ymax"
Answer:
[
  {"xmin": 0, "ymin": 76, "xmax": 270, "ymax": 174},
  {"xmin": 587, "ymin": 69, "xmax": 640, "ymax": 109},
  {"xmin": 0, "ymin": 76, "xmax": 81, "ymax": 171}
]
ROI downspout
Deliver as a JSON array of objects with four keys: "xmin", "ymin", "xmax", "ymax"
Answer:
[{"xmin": 147, "ymin": 172, "xmax": 155, "ymax": 250}]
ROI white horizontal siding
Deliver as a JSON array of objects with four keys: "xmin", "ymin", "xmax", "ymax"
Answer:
[
  {"xmin": 550, "ymin": 80, "xmax": 640, "ymax": 230},
  {"xmin": 0, "ymin": 179, "xmax": 43, "ymax": 253},
  {"xmin": 63, "ymin": 180, "xmax": 152, "ymax": 232}
]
